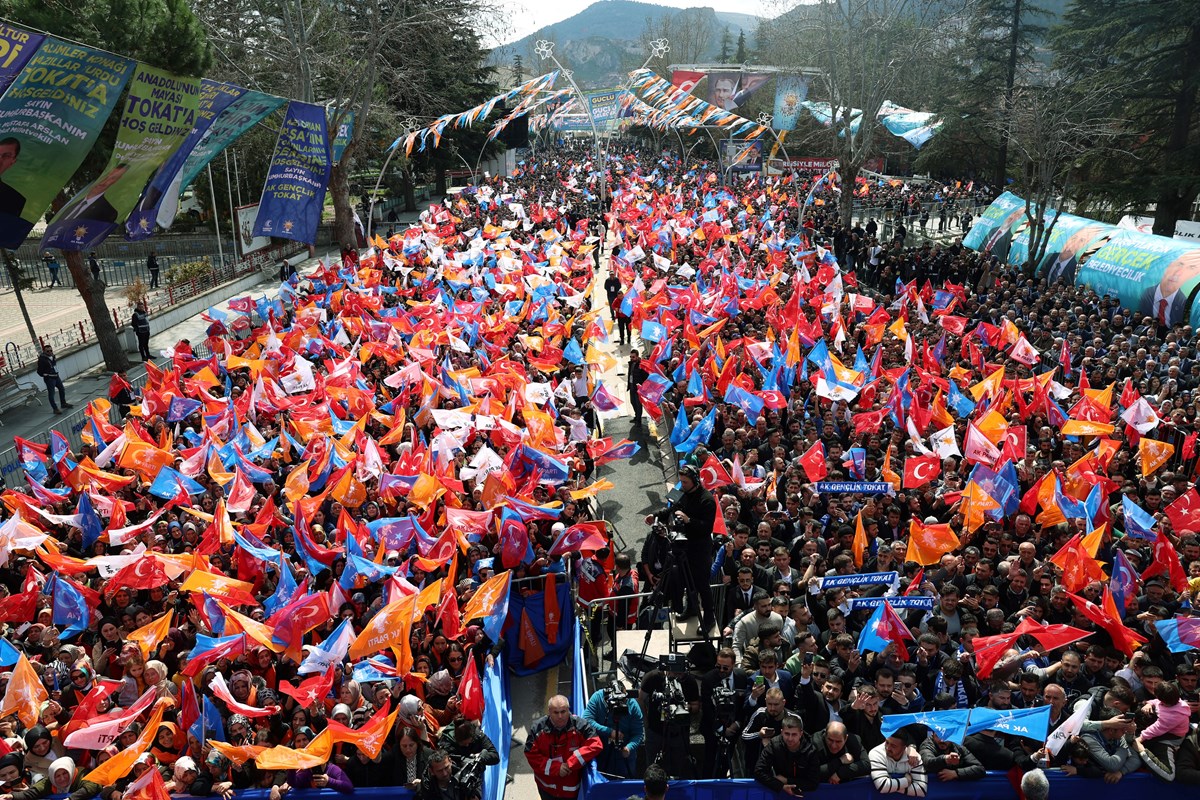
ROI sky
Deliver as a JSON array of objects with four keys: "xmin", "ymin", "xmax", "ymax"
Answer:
[{"xmin": 493, "ymin": 0, "xmax": 779, "ymax": 46}]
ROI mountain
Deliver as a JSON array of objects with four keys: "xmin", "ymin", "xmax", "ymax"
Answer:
[{"xmin": 492, "ymin": 1, "xmax": 765, "ymax": 88}]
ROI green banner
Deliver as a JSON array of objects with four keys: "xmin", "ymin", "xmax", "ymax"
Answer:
[
  {"xmin": 962, "ymin": 191, "xmax": 1028, "ymax": 261},
  {"xmin": 41, "ymin": 64, "xmax": 201, "ymax": 251},
  {"xmin": 0, "ymin": 38, "xmax": 134, "ymax": 248},
  {"xmin": 1077, "ymin": 231, "xmax": 1200, "ymax": 326}
]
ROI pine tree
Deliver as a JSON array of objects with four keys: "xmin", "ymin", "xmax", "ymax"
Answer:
[
  {"xmin": 735, "ymin": 29, "xmax": 747, "ymax": 63},
  {"xmin": 510, "ymin": 54, "xmax": 525, "ymax": 86},
  {"xmin": 719, "ymin": 26, "xmax": 732, "ymax": 63}
]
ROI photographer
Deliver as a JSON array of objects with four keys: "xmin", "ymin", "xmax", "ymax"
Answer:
[
  {"xmin": 582, "ymin": 681, "xmax": 644, "ymax": 778},
  {"xmin": 415, "ymin": 750, "xmax": 478, "ymax": 800},
  {"xmin": 644, "ymin": 465, "xmax": 718, "ymax": 635},
  {"xmin": 436, "ymin": 719, "xmax": 499, "ymax": 792},
  {"xmin": 639, "ymin": 661, "xmax": 701, "ymax": 778},
  {"xmin": 701, "ymin": 647, "xmax": 751, "ymax": 778}
]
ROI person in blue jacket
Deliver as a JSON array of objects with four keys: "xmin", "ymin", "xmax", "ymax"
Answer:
[{"xmin": 581, "ymin": 680, "xmax": 645, "ymax": 778}]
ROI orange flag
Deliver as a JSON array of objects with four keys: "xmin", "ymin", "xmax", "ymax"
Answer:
[
  {"xmin": 127, "ymin": 610, "xmax": 174, "ymax": 661},
  {"xmin": 349, "ymin": 593, "xmax": 417, "ymax": 661},
  {"xmin": 255, "ymin": 727, "xmax": 333, "ymax": 771},
  {"xmin": 1049, "ymin": 534, "xmax": 1107, "ymax": 592},
  {"xmin": 1140, "ymin": 438, "xmax": 1175, "ymax": 476},
  {"xmin": 123, "ymin": 757, "xmax": 172, "ymax": 800},
  {"xmin": 544, "ymin": 572, "xmax": 560, "ymax": 645},
  {"xmin": 904, "ymin": 519, "xmax": 959, "ymax": 566},
  {"xmin": 216, "ymin": 600, "xmax": 282, "ymax": 653},
  {"xmin": 179, "ymin": 570, "xmax": 258, "ymax": 606},
  {"xmin": 0, "ymin": 654, "xmax": 47, "ymax": 727},
  {"xmin": 85, "ymin": 700, "xmax": 168, "ymax": 785},
  {"xmin": 206, "ymin": 741, "xmax": 266, "ymax": 767},
  {"xmin": 327, "ymin": 706, "xmax": 397, "ymax": 759},
  {"xmin": 519, "ymin": 609, "xmax": 546, "ymax": 667},
  {"xmin": 852, "ymin": 511, "xmax": 868, "ymax": 568}
]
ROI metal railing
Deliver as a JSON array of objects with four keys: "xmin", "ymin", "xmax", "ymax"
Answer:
[{"xmin": 1, "ymin": 241, "xmax": 304, "ymax": 371}]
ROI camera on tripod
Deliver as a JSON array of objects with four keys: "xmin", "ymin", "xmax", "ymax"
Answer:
[
  {"xmin": 653, "ymin": 653, "xmax": 692, "ymax": 725},
  {"xmin": 604, "ymin": 682, "xmax": 629, "ymax": 715},
  {"xmin": 651, "ymin": 518, "xmax": 687, "ymax": 543},
  {"xmin": 711, "ymin": 685, "xmax": 738, "ymax": 719}
]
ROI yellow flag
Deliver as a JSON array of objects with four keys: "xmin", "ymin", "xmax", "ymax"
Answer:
[
  {"xmin": 127, "ymin": 611, "xmax": 174, "ymax": 661},
  {"xmin": 969, "ymin": 366, "xmax": 1005, "ymax": 402},
  {"xmin": 1140, "ymin": 438, "xmax": 1175, "ymax": 476},
  {"xmin": 85, "ymin": 701, "xmax": 168, "ymax": 785},
  {"xmin": 1061, "ymin": 419, "xmax": 1114, "ymax": 437}
]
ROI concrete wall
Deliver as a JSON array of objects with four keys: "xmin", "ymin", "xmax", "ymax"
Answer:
[{"xmin": 28, "ymin": 266, "xmax": 274, "ymax": 383}]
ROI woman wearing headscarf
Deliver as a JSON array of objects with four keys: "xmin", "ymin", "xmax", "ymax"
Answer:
[
  {"xmin": 150, "ymin": 722, "xmax": 182, "ymax": 770},
  {"xmin": 21, "ymin": 727, "xmax": 62, "ymax": 783},
  {"xmin": 39, "ymin": 757, "xmax": 102, "ymax": 800}
]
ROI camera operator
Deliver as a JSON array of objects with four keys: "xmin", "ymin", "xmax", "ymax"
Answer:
[
  {"xmin": 436, "ymin": 719, "xmax": 499, "ymax": 793},
  {"xmin": 701, "ymin": 647, "xmax": 751, "ymax": 778},
  {"xmin": 639, "ymin": 659, "xmax": 701, "ymax": 778},
  {"xmin": 582, "ymin": 680, "xmax": 644, "ymax": 778},
  {"xmin": 644, "ymin": 465, "xmax": 718, "ymax": 635}
]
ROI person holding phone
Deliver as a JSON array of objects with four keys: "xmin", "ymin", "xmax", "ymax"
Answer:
[
  {"xmin": 743, "ymin": 688, "xmax": 789, "ymax": 777},
  {"xmin": 754, "ymin": 715, "xmax": 821, "ymax": 797}
]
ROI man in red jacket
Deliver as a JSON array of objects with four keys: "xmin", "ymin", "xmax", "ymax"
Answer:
[{"xmin": 524, "ymin": 695, "xmax": 604, "ymax": 799}]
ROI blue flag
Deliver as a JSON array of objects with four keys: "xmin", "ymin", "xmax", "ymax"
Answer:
[
  {"xmin": 189, "ymin": 694, "xmax": 226, "ymax": 745},
  {"xmin": 881, "ymin": 709, "xmax": 971, "ymax": 744},
  {"xmin": 1121, "ymin": 495, "xmax": 1157, "ymax": 538},
  {"xmin": 965, "ymin": 706, "xmax": 1051, "ymax": 741},
  {"xmin": 45, "ymin": 575, "xmax": 89, "ymax": 640},
  {"xmin": 77, "ymin": 492, "xmax": 104, "ymax": 551}
]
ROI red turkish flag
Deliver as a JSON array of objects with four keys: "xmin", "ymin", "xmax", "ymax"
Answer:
[
  {"xmin": 1013, "ymin": 617, "xmax": 1093, "ymax": 652},
  {"xmin": 458, "ymin": 649, "xmax": 485, "ymax": 720},
  {"xmin": 798, "ymin": 442, "xmax": 828, "ymax": 483},
  {"xmin": 1167, "ymin": 488, "xmax": 1200, "ymax": 536},
  {"xmin": 280, "ymin": 668, "xmax": 335, "ymax": 707},
  {"xmin": 1143, "ymin": 533, "xmax": 1189, "ymax": 592},
  {"xmin": 902, "ymin": 454, "xmax": 941, "ymax": 489},
  {"xmin": 670, "ymin": 70, "xmax": 705, "ymax": 93},
  {"xmin": 0, "ymin": 591, "xmax": 37, "ymax": 624},
  {"xmin": 699, "ymin": 454, "xmax": 734, "ymax": 490}
]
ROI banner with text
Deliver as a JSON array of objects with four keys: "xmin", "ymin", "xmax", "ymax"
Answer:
[
  {"xmin": 43, "ymin": 64, "xmax": 201, "ymax": 251},
  {"xmin": 158, "ymin": 90, "xmax": 285, "ymax": 229},
  {"xmin": 0, "ymin": 38, "xmax": 134, "ymax": 248},
  {"xmin": 1075, "ymin": 230, "xmax": 1200, "ymax": 327},
  {"xmin": 815, "ymin": 481, "xmax": 892, "ymax": 494},
  {"xmin": 1026, "ymin": 211, "xmax": 1118, "ymax": 285},
  {"xmin": 0, "ymin": 25, "xmax": 43, "ymax": 96},
  {"xmin": 330, "ymin": 110, "xmax": 354, "ymax": 163},
  {"xmin": 252, "ymin": 100, "xmax": 330, "ymax": 245},
  {"xmin": 587, "ymin": 90, "xmax": 620, "ymax": 124},
  {"xmin": 127, "ymin": 80, "xmax": 245, "ymax": 240},
  {"xmin": 772, "ymin": 74, "xmax": 809, "ymax": 131}
]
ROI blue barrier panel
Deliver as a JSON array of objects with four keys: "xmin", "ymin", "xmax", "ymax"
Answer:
[
  {"xmin": 505, "ymin": 579, "xmax": 574, "ymax": 676},
  {"xmin": 482, "ymin": 651, "xmax": 511, "ymax": 800},
  {"xmin": 572, "ymin": 617, "xmax": 603, "ymax": 794},
  {"xmin": 581, "ymin": 772, "xmax": 1193, "ymax": 800}
]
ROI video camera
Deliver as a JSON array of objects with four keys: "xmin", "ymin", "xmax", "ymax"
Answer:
[
  {"xmin": 604, "ymin": 682, "xmax": 629, "ymax": 715},
  {"xmin": 711, "ymin": 685, "xmax": 738, "ymax": 719},
  {"xmin": 652, "ymin": 653, "xmax": 693, "ymax": 726}
]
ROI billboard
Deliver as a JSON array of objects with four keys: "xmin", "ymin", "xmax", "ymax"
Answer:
[
  {"xmin": 707, "ymin": 72, "xmax": 770, "ymax": 111},
  {"xmin": 1076, "ymin": 231, "xmax": 1200, "ymax": 327},
  {"xmin": 772, "ymin": 75, "xmax": 809, "ymax": 130},
  {"xmin": 962, "ymin": 191, "xmax": 1028, "ymax": 262},
  {"xmin": 587, "ymin": 90, "xmax": 620, "ymax": 123},
  {"xmin": 723, "ymin": 139, "xmax": 763, "ymax": 174}
]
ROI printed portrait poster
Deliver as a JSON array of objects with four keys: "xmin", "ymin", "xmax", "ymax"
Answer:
[
  {"xmin": 43, "ymin": 64, "xmax": 202, "ymax": 251},
  {"xmin": 707, "ymin": 71, "xmax": 741, "ymax": 111},
  {"xmin": 0, "ymin": 38, "xmax": 134, "ymax": 248},
  {"xmin": 1076, "ymin": 230, "xmax": 1200, "ymax": 328},
  {"xmin": 962, "ymin": 191, "xmax": 1028, "ymax": 258},
  {"xmin": 1033, "ymin": 212, "xmax": 1118, "ymax": 286}
]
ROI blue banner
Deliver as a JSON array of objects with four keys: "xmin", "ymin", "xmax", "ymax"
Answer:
[
  {"xmin": 0, "ymin": 38, "xmax": 134, "ymax": 248},
  {"xmin": 820, "ymin": 571, "xmax": 898, "ymax": 589},
  {"xmin": 848, "ymin": 596, "xmax": 935, "ymax": 610},
  {"xmin": 252, "ymin": 100, "xmax": 330, "ymax": 245},
  {"xmin": 127, "ymin": 79, "xmax": 246, "ymax": 240},
  {"xmin": 158, "ymin": 89, "xmax": 284, "ymax": 230},
  {"xmin": 772, "ymin": 75, "xmax": 809, "ymax": 131},
  {"xmin": 815, "ymin": 481, "xmax": 892, "ymax": 494},
  {"xmin": 881, "ymin": 709, "xmax": 971, "ymax": 744},
  {"xmin": 587, "ymin": 90, "xmax": 620, "ymax": 123},
  {"xmin": 1033, "ymin": 213, "xmax": 1118, "ymax": 284},
  {"xmin": 504, "ymin": 579, "xmax": 573, "ymax": 677},
  {"xmin": 481, "ymin": 653, "xmax": 509, "ymax": 800},
  {"xmin": 0, "ymin": 25, "xmax": 44, "ymax": 96},
  {"xmin": 965, "ymin": 705, "xmax": 1051, "ymax": 741}
]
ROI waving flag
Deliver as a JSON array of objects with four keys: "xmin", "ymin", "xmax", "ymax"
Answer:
[
  {"xmin": 298, "ymin": 617, "xmax": 354, "ymax": 675},
  {"xmin": 0, "ymin": 654, "xmax": 48, "ymax": 727},
  {"xmin": 857, "ymin": 601, "xmax": 913, "ymax": 654},
  {"xmin": 881, "ymin": 709, "xmax": 970, "ymax": 744},
  {"xmin": 965, "ymin": 706, "xmax": 1051, "ymax": 741},
  {"xmin": 548, "ymin": 521, "xmax": 608, "ymax": 556},
  {"xmin": 461, "ymin": 570, "xmax": 511, "ymax": 643}
]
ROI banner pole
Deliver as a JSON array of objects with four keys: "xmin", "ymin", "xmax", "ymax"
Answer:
[
  {"xmin": 224, "ymin": 150, "xmax": 239, "ymax": 260},
  {"xmin": 207, "ymin": 164, "xmax": 226, "ymax": 269}
]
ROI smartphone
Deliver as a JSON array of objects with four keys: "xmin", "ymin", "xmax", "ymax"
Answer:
[
  {"xmin": 804, "ymin": 652, "xmax": 815, "ymax": 666},
  {"xmin": 755, "ymin": 676, "xmax": 766, "ymax": 687}
]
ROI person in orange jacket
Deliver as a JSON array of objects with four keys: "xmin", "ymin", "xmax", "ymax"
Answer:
[{"xmin": 523, "ymin": 695, "xmax": 604, "ymax": 799}]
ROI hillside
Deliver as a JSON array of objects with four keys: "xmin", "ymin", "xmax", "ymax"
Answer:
[{"xmin": 492, "ymin": 0, "xmax": 765, "ymax": 88}]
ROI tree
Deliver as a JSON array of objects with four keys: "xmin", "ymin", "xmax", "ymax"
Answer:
[
  {"xmin": 1052, "ymin": 2, "xmax": 1200, "ymax": 237},
  {"xmin": 2, "ymin": 0, "xmax": 213, "ymax": 372},
  {"xmin": 510, "ymin": 53, "xmax": 525, "ymax": 85},
  {"xmin": 719, "ymin": 26, "xmax": 732, "ymax": 63},
  {"xmin": 769, "ymin": 0, "xmax": 959, "ymax": 222},
  {"xmin": 1, "ymin": 252, "xmax": 37, "ymax": 351},
  {"xmin": 992, "ymin": 75, "xmax": 1122, "ymax": 274},
  {"xmin": 735, "ymin": 29, "xmax": 747, "ymax": 63}
]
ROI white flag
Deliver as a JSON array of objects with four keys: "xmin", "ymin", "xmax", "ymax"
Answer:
[
  {"xmin": 930, "ymin": 425, "xmax": 961, "ymax": 459},
  {"xmin": 1046, "ymin": 692, "xmax": 1094, "ymax": 756}
]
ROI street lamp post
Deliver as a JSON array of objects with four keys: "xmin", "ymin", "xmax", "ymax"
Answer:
[
  {"xmin": 366, "ymin": 115, "xmax": 417, "ymax": 243},
  {"xmin": 535, "ymin": 41, "xmax": 608, "ymax": 206}
]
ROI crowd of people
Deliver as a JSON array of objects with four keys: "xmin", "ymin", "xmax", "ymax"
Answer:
[
  {"xmin": 570, "ymin": 141, "xmax": 1200, "ymax": 794},
  {"xmin": 3, "ymin": 136, "xmax": 1200, "ymax": 800},
  {"xmin": 0, "ymin": 144, "xmax": 635, "ymax": 800}
]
